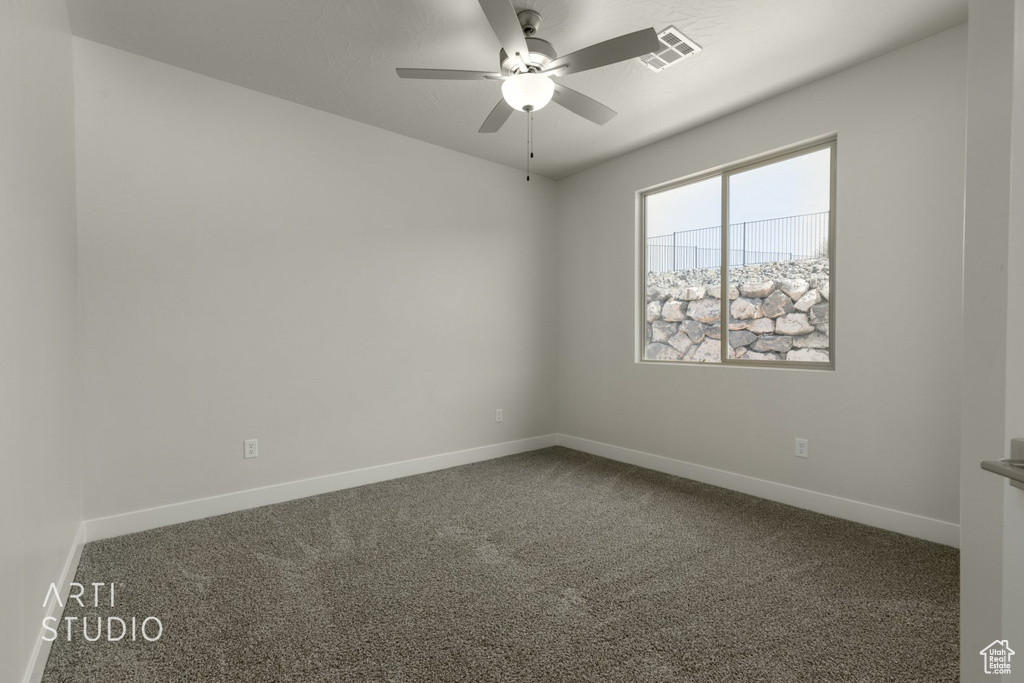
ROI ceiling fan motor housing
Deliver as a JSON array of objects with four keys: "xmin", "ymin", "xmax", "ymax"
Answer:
[
  {"xmin": 499, "ymin": 37, "xmax": 557, "ymax": 74},
  {"xmin": 517, "ymin": 10, "xmax": 542, "ymax": 36}
]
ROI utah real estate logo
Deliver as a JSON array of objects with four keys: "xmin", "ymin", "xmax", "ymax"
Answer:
[{"xmin": 980, "ymin": 640, "xmax": 1014, "ymax": 675}]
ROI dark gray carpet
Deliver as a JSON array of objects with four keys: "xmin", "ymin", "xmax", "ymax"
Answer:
[{"xmin": 43, "ymin": 447, "xmax": 958, "ymax": 682}]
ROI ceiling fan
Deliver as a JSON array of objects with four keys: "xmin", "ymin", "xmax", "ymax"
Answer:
[{"xmin": 396, "ymin": 0, "xmax": 661, "ymax": 133}]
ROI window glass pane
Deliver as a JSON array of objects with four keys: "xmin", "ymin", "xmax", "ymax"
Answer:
[
  {"xmin": 644, "ymin": 176, "xmax": 725, "ymax": 363},
  {"xmin": 726, "ymin": 148, "xmax": 831, "ymax": 362}
]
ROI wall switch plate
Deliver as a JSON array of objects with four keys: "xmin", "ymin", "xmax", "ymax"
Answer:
[
  {"xmin": 495, "ymin": 409, "xmax": 503, "ymax": 423},
  {"xmin": 244, "ymin": 439, "xmax": 258, "ymax": 459},
  {"xmin": 795, "ymin": 438, "xmax": 808, "ymax": 458}
]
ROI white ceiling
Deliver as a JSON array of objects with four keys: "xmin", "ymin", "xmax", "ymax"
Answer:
[{"xmin": 65, "ymin": 0, "xmax": 967, "ymax": 180}]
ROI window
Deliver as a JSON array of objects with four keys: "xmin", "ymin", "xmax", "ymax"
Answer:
[{"xmin": 640, "ymin": 138, "xmax": 835, "ymax": 367}]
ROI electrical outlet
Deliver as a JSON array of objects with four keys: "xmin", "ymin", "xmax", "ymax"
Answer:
[
  {"xmin": 244, "ymin": 439, "xmax": 258, "ymax": 459},
  {"xmin": 495, "ymin": 409, "xmax": 503, "ymax": 423},
  {"xmin": 795, "ymin": 438, "xmax": 808, "ymax": 458}
]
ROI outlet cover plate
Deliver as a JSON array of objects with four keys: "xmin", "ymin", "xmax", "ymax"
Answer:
[{"xmin": 244, "ymin": 439, "xmax": 258, "ymax": 459}]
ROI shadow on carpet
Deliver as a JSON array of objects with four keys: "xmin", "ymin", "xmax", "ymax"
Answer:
[{"xmin": 42, "ymin": 447, "xmax": 959, "ymax": 682}]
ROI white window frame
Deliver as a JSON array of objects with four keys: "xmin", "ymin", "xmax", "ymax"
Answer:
[{"xmin": 637, "ymin": 136, "xmax": 837, "ymax": 369}]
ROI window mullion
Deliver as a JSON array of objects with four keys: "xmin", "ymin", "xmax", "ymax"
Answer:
[{"xmin": 720, "ymin": 171, "xmax": 730, "ymax": 363}]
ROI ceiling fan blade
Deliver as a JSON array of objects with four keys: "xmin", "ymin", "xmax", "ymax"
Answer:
[
  {"xmin": 478, "ymin": 0, "xmax": 531, "ymax": 65},
  {"xmin": 396, "ymin": 68, "xmax": 503, "ymax": 81},
  {"xmin": 544, "ymin": 28, "xmax": 660, "ymax": 76},
  {"xmin": 479, "ymin": 99, "xmax": 514, "ymax": 133},
  {"xmin": 551, "ymin": 83, "xmax": 617, "ymax": 125}
]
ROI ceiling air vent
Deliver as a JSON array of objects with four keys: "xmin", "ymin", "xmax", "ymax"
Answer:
[{"xmin": 640, "ymin": 26, "xmax": 702, "ymax": 73}]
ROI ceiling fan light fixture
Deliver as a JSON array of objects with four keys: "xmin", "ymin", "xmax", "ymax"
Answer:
[{"xmin": 501, "ymin": 72, "xmax": 554, "ymax": 112}]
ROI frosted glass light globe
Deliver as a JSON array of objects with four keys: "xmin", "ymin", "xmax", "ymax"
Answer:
[{"xmin": 501, "ymin": 73, "xmax": 555, "ymax": 112}]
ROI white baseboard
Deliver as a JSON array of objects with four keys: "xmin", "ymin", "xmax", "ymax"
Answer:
[
  {"xmin": 85, "ymin": 435, "xmax": 558, "ymax": 542},
  {"xmin": 556, "ymin": 434, "xmax": 960, "ymax": 547},
  {"xmin": 23, "ymin": 521, "xmax": 86, "ymax": 683},
  {"xmin": 81, "ymin": 429, "xmax": 957, "ymax": 546}
]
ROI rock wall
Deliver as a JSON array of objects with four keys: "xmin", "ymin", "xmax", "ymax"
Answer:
[{"xmin": 645, "ymin": 258, "xmax": 830, "ymax": 363}]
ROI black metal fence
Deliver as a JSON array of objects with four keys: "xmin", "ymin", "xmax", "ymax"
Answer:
[{"xmin": 646, "ymin": 211, "xmax": 830, "ymax": 272}]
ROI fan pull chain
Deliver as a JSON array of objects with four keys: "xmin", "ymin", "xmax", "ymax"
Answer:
[
  {"xmin": 530, "ymin": 110, "xmax": 535, "ymax": 163},
  {"xmin": 528, "ymin": 109, "xmax": 536, "ymax": 180},
  {"xmin": 526, "ymin": 109, "xmax": 532, "ymax": 181}
]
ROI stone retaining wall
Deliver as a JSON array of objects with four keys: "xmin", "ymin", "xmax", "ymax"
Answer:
[{"xmin": 645, "ymin": 258, "xmax": 830, "ymax": 363}]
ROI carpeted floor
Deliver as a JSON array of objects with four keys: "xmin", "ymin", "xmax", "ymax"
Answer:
[{"xmin": 43, "ymin": 447, "xmax": 959, "ymax": 682}]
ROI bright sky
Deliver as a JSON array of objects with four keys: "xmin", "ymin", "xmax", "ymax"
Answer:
[{"xmin": 646, "ymin": 148, "xmax": 831, "ymax": 238}]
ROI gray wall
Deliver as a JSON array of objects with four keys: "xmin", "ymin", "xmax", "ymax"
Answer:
[
  {"xmin": 961, "ymin": 1, "xmax": 1012, "ymax": 675},
  {"xmin": 555, "ymin": 26, "xmax": 966, "ymax": 526},
  {"xmin": 958, "ymin": 1, "xmax": 1024, "ymax": 679},
  {"xmin": 73, "ymin": 39, "xmax": 558, "ymax": 520},
  {"xmin": 1005, "ymin": 0, "xmax": 1024, "ymax": 655},
  {"xmin": 0, "ymin": 1, "xmax": 82, "ymax": 681},
  {"xmin": 963, "ymin": 0, "xmax": 1024, "ymax": 677}
]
